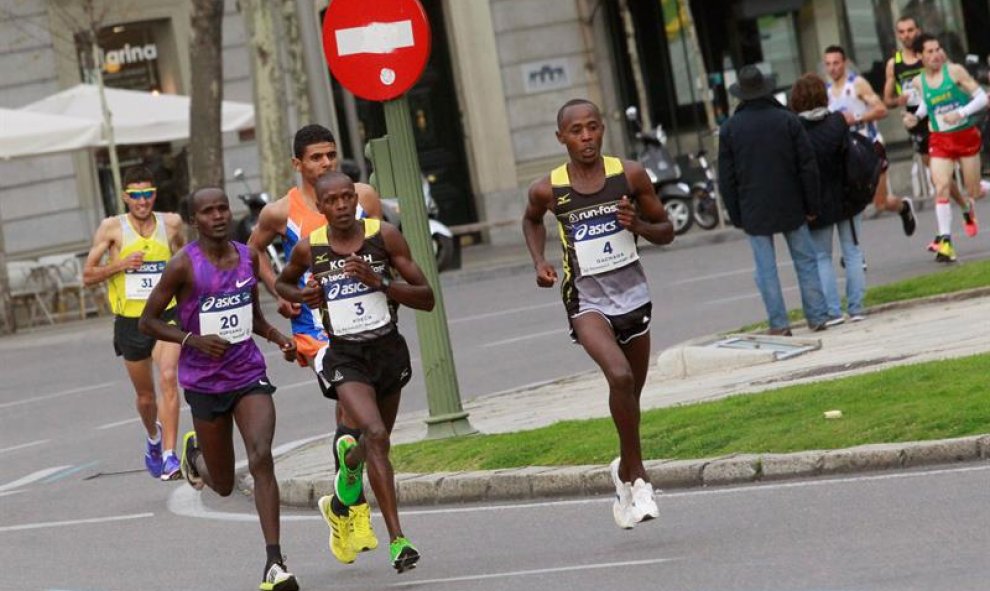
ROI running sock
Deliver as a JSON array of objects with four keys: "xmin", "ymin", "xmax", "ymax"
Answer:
[
  {"xmin": 935, "ymin": 199, "xmax": 952, "ymax": 237},
  {"xmin": 163, "ymin": 449, "xmax": 174, "ymax": 458},
  {"xmin": 265, "ymin": 544, "xmax": 282, "ymax": 567},
  {"xmin": 331, "ymin": 494, "xmax": 350, "ymax": 516},
  {"xmin": 147, "ymin": 430, "xmax": 161, "ymax": 444}
]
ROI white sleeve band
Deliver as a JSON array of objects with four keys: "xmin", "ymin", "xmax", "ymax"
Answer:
[
  {"xmin": 914, "ymin": 98, "xmax": 928, "ymax": 119},
  {"xmin": 957, "ymin": 87, "xmax": 988, "ymax": 118}
]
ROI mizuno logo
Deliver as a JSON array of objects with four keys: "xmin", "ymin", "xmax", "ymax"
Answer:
[
  {"xmin": 314, "ymin": 254, "xmax": 329, "ymax": 265},
  {"xmin": 235, "ymin": 278, "xmax": 251, "ymax": 288},
  {"xmin": 557, "ymin": 192, "xmax": 571, "ymax": 205}
]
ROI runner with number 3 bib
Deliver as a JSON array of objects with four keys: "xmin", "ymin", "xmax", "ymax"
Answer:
[{"xmin": 522, "ymin": 99, "xmax": 674, "ymax": 530}]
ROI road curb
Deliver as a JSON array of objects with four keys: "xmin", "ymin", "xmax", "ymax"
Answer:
[{"xmin": 276, "ymin": 434, "xmax": 990, "ymax": 509}]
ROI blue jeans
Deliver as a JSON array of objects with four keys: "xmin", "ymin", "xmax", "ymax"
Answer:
[
  {"xmin": 809, "ymin": 214, "xmax": 866, "ymax": 317},
  {"xmin": 748, "ymin": 224, "xmax": 829, "ymax": 330}
]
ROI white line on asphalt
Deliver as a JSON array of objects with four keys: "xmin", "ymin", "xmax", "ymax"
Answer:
[
  {"xmin": 703, "ymin": 284, "xmax": 798, "ymax": 306},
  {"xmin": 0, "ymin": 466, "xmax": 72, "ymax": 493},
  {"xmin": 0, "ymin": 381, "xmax": 116, "ymax": 410},
  {"xmin": 389, "ymin": 557, "xmax": 681, "ymax": 587},
  {"xmin": 482, "ymin": 328, "xmax": 568, "ymax": 348},
  {"xmin": 449, "ymin": 301, "xmax": 559, "ymax": 324},
  {"xmin": 168, "ymin": 484, "xmax": 315, "ymax": 522},
  {"xmin": 0, "ymin": 512, "xmax": 153, "ymax": 533},
  {"xmin": 673, "ymin": 260, "xmax": 795, "ymax": 286},
  {"xmin": 0, "ymin": 439, "xmax": 50, "ymax": 455},
  {"xmin": 95, "ymin": 406, "xmax": 190, "ymax": 430}
]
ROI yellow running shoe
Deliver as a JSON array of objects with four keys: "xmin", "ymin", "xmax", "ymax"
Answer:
[
  {"xmin": 318, "ymin": 495, "xmax": 356, "ymax": 564},
  {"xmin": 936, "ymin": 238, "xmax": 957, "ymax": 263},
  {"xmin": 350, "ymin": 502, "xmax": 379, "ymax": 552}
]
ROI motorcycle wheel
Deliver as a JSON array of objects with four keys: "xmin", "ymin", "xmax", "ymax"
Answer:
[
  {"xmin": 664, "ymin": 197, "xmax": 694, "ymax": 235},
  {"xmin": 433, "ymin": 233, "xmax": 456, "ymax": 272},
  {"xmin": 691, "ymin": 187, "xmax": 720, "ymax": 230}
]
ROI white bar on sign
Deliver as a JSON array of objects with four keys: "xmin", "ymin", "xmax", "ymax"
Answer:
[{"xmin": 335, "ymin": 20, "xmax": 414, "ymax": 56}]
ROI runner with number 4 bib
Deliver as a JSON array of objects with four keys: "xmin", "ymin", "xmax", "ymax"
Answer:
[
  {"xmin": 522, "ymin": 99, "xmax": 674, "ymax": 530},
  {"xmin": 83, "ymin": 166, "xmax": 185, "ymax": 481},
  {"xmin": 140, "ymin": 188, "xmax": 299, "ymax": 591},
  {"xmin": 277, "ymin": 171, "xmax": 434, "ymax": 573},
  {"xmin": 904, "ymin": 33, "xmax": 987, "ymax": 263}
]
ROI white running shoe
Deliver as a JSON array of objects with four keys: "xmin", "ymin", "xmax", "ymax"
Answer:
[
  {"xmin": 630, "ymin": 478, "xmax": 659, "ymax": 523},
  {"xmin": 609, "ymin": 458, "xmax": 635, "ymax": 529}
]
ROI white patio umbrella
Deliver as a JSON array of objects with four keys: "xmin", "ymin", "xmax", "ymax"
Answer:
[
  {"xmin": 0, "ymin": 107, "xmax": 102, "ymax": 160},
  {"xmin": 19, "ymin": 84, "xmax": 255, "ymax": 145}
]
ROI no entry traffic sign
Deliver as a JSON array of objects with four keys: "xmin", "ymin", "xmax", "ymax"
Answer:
[{"xmin": 322, "ymin": 0, "xmax": 432, "ymax": 102}]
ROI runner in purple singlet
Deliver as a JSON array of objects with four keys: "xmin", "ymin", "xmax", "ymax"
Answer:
[{"xmin": 139, "ymin": 187, "xmax": 299, "ymax": 591}]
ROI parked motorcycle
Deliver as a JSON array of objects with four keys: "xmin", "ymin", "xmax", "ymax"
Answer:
[
  {"xmin": 232, "ymin": 168, "xmax": 284, "ymax": 273},
  {"xmin": 688, "ymin": 149, "xmax": 723, "ymax": 230},
  {"xmin": 624, "ymin": 106, "xmax": 693, "ymax": 235},
  {"xmin": 379, "ymin": 174, "xmax": 458, "ymax": 272}
]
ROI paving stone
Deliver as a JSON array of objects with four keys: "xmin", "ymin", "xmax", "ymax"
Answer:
[
  {"xmin": 582, "ymin": 464, "xmax": 614, "ymax": 495},
  {"xmin": 485, "ymin": 467, "xmax": 551, "ymax": 500},
  {"xmin": 979, "ymin": 435, "xmax": 990, "ymax": 459},
  {"xmin": 397, "ymin": 473, "xmax": 446, "ymax": 506},
  {"xmin": 279, "ymin": 477, "xmax": 313, "ymax": 508},
  {"xmin": 702, "ymin": 454, "xmax": 760, "ymax": 485},
  {"xmin": 647, "ymin": 459, "xmax": 705, "ymax": 489},
  {"xmin": 530, "ymin": 466, "xmax": 587, "ymax": 498},
  {"xmin": 760, "ymin": 451, "xmax": 824, "ymax": 480},
  {"xmin": 821, "ymin": 443, "xmax": 903, "ymax": 474},
  {"xmin": 436, "ymin": 471, "xmax": 490, "ymax": 504},
  {"xmin": 900, "ymin": 437, "xmax": 982, "ymax": 467}
]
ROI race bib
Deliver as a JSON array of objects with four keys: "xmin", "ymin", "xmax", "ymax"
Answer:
[
  {"xmin": 124, "ymin": 261, "xmax": 165, "ymax": 300},
  {"xmin": 572, "ymin": 212, "xmax": 638, "ymax": 275},
  {"xmin": 934, "ymin": 109, "xmax": 964, "ymax": 131},
  {"xmin": 322, "ymin": 276, "xmax": 390, "ymax": 336},
  {"xmin": 198, "ymin": 289, "xmax": 253, "ymax": 344}
]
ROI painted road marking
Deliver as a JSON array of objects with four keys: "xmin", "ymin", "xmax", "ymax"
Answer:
[
  {"xmin": 0, "ymin": 439, "xmax": 50, "ymax": 455},
  {"xmin": 390, "ymin": 557, "xmax": 681, "ymax": 587},
  {"xmin": 0, "ymin": 512, "xmax": 153, "ymax": 533},
  {"xmin": 450, "ymin": 301, "xmax": 558, "ymax": 325},
  {"xmin": 482, "ymin": 328, "xmax": 567, "ymax": 348},
  {"xmin": 0, "ymin": 381, "xmax": 116, "ymax": 410},
  {"xmin": 0, "ymin": 466, "xmax": 72, "ymax": 493}
]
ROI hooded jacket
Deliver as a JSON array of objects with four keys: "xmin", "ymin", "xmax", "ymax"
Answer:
[
  {"xmin": 718, "ymin": 98, "xmax": 821, "ymax": 236},
  {"xmin": 798, "ymin": 107, "xmax": 850, "ymax": 229}
]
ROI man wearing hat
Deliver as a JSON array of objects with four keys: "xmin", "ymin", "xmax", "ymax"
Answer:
[{"xmin": 718, "ymin": 65, "xmax": 829, "ymax": 335}]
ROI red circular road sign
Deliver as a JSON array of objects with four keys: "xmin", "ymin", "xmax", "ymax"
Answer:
[{"xmin": 322, "ymin": 0, "xmax": 432, "ymax": 102}]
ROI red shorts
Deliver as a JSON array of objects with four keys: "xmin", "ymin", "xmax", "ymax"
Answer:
[{"xmin": 929, "ymin": 126, "xmax": 983, "ymax": 160}]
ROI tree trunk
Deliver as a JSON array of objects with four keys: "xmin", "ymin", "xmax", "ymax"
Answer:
[
  {"xmin": 188, "ymin": 0, "xmax": 225, "ymax": 192},
  {"xmin": 281, "ymin": 0, "xmax": 311, "ymax": 126},
  {"xmin": 242, "ymin": 0, "xmax": 294, "ymax": 201}
]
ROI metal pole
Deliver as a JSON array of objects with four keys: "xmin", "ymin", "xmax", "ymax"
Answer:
[
  {"xmin": 382, "ymin": 95, "xmax": 475, "ymax": 439},
  {"xmin": 92, "ymin": 41, "xmax": 123, "ymax": 213},
  {"xmin": 341, "ymin": 90, "xmax": 367, "ymax": 180}
]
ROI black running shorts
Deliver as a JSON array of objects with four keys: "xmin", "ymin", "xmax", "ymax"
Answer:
[
  {"xmin": 569, "ymin": 301, "xmax": 653, "ymax": 345},
  {"xmin": 873, "ymin": 140, "xmax": 890, "ymax": 173},
  {"xmin": 184, "ymin": 377, "xmax": 276, "ymax": 421},
  {"xmin": 318, "ymin": 330, "xmax": 412, "ymax": 400},
  {"xmin": 113, "ymin": 308, "xmax": 176, "ymax": 361},
  {"xmin": 908, "ymin": 117, "xmax": 931, "ymax": 155}
]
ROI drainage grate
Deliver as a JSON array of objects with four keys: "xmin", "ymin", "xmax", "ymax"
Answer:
[{"xmin": 709, "ymin": 335, "xmax": 820, "ymax": 360}]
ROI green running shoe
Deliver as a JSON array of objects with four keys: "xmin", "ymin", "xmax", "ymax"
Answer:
[
  {"xmin": 389, "ymin": 537, "xmax": 420, "ymax": 573},
  {"xmin": 334, "ymin": 434, "xmax": 364, "ymax": 507}
]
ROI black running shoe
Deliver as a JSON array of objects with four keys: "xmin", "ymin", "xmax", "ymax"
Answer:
[{"xmin": 899, "ymin": 197, "xmax": 917, "ymax": 236}]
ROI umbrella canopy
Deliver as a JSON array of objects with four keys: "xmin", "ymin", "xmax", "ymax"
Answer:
[
  {"xmin": 19, "ymin": 84, "xmax": 255, "ymax": 145},
  {"xmin": 0, "ymin": 107, "xmax": 103, "ymax": 160}
]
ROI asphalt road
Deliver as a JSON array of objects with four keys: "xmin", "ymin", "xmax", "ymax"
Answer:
[{"xmin": 2, "ymin": 206, "xmax": 989, "ymax": 590}]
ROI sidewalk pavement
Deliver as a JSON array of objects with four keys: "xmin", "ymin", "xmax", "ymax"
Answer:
[{"xmin": 258, "ymin": 288, "xmax": 990, "ymax": 509}]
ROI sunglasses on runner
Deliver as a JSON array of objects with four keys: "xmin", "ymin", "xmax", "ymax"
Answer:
[{"xmin": 125, "ymin": 188, "xmax": 157, "ymax": 200}]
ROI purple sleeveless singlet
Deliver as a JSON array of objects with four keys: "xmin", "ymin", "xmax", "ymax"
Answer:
[{"xmin": 176, "ymin": 241, "xmax": 266, "ymax": 393}]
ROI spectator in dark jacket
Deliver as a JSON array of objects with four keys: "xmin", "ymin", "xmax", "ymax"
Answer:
[
  {"xmin": 719, "ymin": 65, "xmax": 829, "ymax": 335},
  {"xmin": 790, "ymin": 73, "xmax": 867, "ymax": 325}
]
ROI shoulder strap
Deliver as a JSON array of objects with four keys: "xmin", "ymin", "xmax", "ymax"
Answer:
[
  {"xmin": 895, "ymin": 50, "xmax": 903, "ymax": 64},
  {"xmin": 550, "ymin": 163, "xmax": 570, "ymax": 187},
  {"xmin": 363, "ymin": 217, "xmax": 381, "ymax": 238},
  {"xmin": 602, "ymin": 156, "xmax": 623, "ymax": 177},
  {"xmin": 309, "ymin": 225, "xmax": 329, "ymax": 246}
]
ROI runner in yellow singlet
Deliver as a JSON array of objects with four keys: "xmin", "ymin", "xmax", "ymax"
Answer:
[{"xmin": 83, "ymin": 166, "xmax": 185, "ymax": 480}]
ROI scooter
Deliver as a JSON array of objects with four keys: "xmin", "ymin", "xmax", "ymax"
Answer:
[
  {"xmin": 379, "ymin": 175, "xmax": 458, "ymax": 272},
  {"xmin": 688, "ymin": 149, "xmax": 724, "ymax": 230},
  {"xmin": 624, "ymin": 106, "xmax": 693, "ymax": 235},
  {"xmin": 232, "ymin": 168, "xmax": 284, "ymax": 273}
]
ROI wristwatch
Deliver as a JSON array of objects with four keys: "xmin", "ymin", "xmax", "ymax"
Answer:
[{"xmin": 379, "ymin": 276, "xmax": 392, "ymax": 292}]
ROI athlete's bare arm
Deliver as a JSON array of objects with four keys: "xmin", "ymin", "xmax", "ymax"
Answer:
[
  {"xmin": 942, "ymin": 63, "xmax": 986, "ymax": 128},
  {"xmin": 247, "ymin": 246, "xmax": 295, "ymax": 362},
  {"xmin": 619, "ymin": 160, "xmax": 674, "ymax": 246},
  {"xmin": 248, "ymin": 197, "xmax": 301, "ymax": 318},
  {"xmin": 350, "ymin": 222, "xmax": 434, "ymax": 312},
  {"xmin": 83, "ymin": 217, "xmax": 137, "ymax": 286},
  {"xmin": 275, "ymin": 237, "xmax": 322, "ymax": 309},
  {"xmin": 522, "ymin": 176, "xmax": 558, "ymax": 288},
  {"xmin": 356, "ymin": 182, "xmax": 383, "ymax": 219},
  {"xmin": 163, "ymin": 212, "xmax": 186, "ymax": 252},
  {"xmin": 883, "ymin": 57, "xmax": 909, "ymax": 108},
  {"xmin": 855, "ymin": 77, "xmax": 889, "ymax": 122}
]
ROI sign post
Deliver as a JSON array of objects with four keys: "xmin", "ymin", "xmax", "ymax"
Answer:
[{"xmin": 323, "ymin": 0, "xmax": 475, "ymax": 438}]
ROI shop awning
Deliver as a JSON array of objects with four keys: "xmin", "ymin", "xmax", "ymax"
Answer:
[
  {"xmin": 0, "ymin": 107, "xmax": 103, "ymax": 160},
  {"xmin": 18, "ymin": 84, "xmax": 255, "ymax": 145}
]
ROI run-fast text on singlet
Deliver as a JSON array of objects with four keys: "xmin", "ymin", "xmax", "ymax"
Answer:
[
  {"xmin": 318, "ymin": 255, "xmax": 390, "ymax": 337},
  {"xmin": 124, "ymin": 261, "xmax": 166, "ymax": 300},
  {"xmin": 568, "ymin": 202, "xmax": 638, "ymax": 275},
  {"xmin": 199, "ymin": 289, "xmax": 253, "ymax": 343}
]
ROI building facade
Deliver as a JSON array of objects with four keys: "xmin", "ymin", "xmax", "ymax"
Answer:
[{"xmin": 1, "ymin": 0, "xmax": 988, "ymax": 259}]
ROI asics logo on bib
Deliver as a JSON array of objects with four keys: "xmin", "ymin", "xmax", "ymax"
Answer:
[
  {"xmin": 574, "ymin": 219, "xmax": 617, "ymax": 241},
  {"xmin": 200, "ymin": 291, "xmax": 250, "ymax": 312},
  {"xmin": 568, "ymin": 203, "xmax": 619, "ymax": 224},
  {"xmin": 324, "ymin": 281, "xmax": 370, "ymax": 300},
  {"xmin": 130, "ymin": 261, "xmax": 166, "ymax": 273}
]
